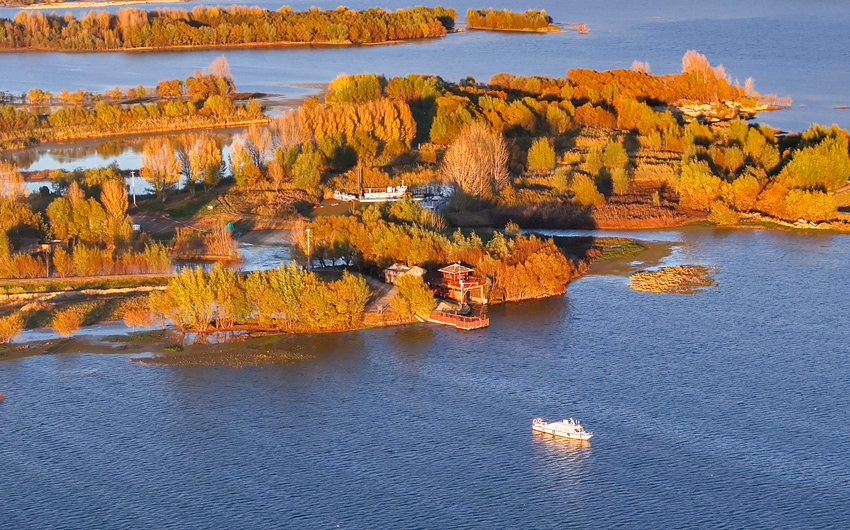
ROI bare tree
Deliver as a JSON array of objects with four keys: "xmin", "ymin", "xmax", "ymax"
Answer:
[
  {"xmin": 0, "ymin": 161, "xmax": 25, "ymax": 200},
  {"xmin": 441, "ymin": 121, "xmax": 509, "ymax": 198},
  {"xmin": 272, "ymin": 109, "xmax": 305, "ymax": 148},
  {"xmin": 631, "ymin": 60, "xmax": 651, "ymax": 74},
  {"xmin": 682, "ymin": 50, "xmax": 729, "ymax": 83},
  {"xmin": 206, "ymin": 55, "xmax": 232, "ymax": 81}
]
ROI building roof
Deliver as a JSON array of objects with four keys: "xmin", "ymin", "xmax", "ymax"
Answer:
[
  {"xmin": 385, "ymin": 262, "xmax": 410, "ymax": 273},
  {"xmin": 407, "ymin": 266, "xmax": 426, "ymax": 277},
  {"xmin": 438, "ymin": 263, "xmax": 474, "ymax": 275}
]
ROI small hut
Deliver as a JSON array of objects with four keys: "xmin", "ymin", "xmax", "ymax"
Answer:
[
  {"xmin": 431, "ymin": 262, "xmax": 487, "ymax": 303},
  {"xmin": 384, "ymin": 264, "xmax": 427, "ymax": 284}
]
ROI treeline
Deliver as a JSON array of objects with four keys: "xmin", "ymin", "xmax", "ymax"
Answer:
[
  {"xmin": 673, "ymin": 121, "xmax": 850, "ymax": 223},
  {"xmin": 199, "ymin": 60, "xmax": 844, "ymax": 227},
  {"xmin": 0, "ymin": 69, "xmax": 264, "ymax": 150},
  {"xmin": 229, "ymin": 91, "xmax": 416, "ymax": 192},
  {"xmin": 302, "ymin": 198, "xmax": 582, "ymax": 303},
  {"xmin": 466, "ymin": 9, "xmax": 559, "ymax": 32},
  {"xmin": 149, "ymin": 264, "xmax": 370, "ymax": 332},
  {"xmin": 0, "ymin": 6, "xmax": 456, "ymax": 51},
  {"xmin": 215, "ymin": 59, "xmax": 775, "ymax": 213}
]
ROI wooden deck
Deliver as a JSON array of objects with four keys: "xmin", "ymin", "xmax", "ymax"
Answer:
[{"xmin": 426, "ymin": 310, "xmax": 489, "ymax": 330}]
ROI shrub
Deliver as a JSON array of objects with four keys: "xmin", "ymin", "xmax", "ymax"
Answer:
[
  {"xmin": 570, "ymin": 174, "xmax": 605, "ymax": 207},
  {"xmin": 527, "ymin": 137, "xmax": 556, "ymax": 173},
  {"xmin": 389, "ymin": 274, "xmax": 435, "ymax": 319},
  {"xmin": 0, "ymin": 313, "xmax": 24, "ymax": 343},
  {"xmin": 52, "ymin": 306, "xmax": 84, "ymax": 336},
  {"xmin": 708, "ymin": 201, "xmax": 740, "ymax": 225},
  {"xmin": 52, "ymin": 247, "xmax": 74, "ymax": 277}
]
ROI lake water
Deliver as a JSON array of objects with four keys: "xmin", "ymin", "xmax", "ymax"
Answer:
[
  {"xmin": 3, "ymin": 1, "xmax": 850, "ymax": 526},
  {"xmin": 2, "ymin": 228, "xmax": 850, "ymax": 528}
]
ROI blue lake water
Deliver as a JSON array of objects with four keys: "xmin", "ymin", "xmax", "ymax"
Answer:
[
  {"xmin": 2, "ymin": 228, "xmax": 850, "ymax": 528},
  {"xmin": 2, "ymin": 1, "xmax": 850, "ymax": 526}
]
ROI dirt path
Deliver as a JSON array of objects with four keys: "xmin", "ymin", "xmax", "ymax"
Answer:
[
  {"xmin": 131, "ymin": 215, "xmax": 204, "ymax": 236},
  {"xmin": 358, "ymin": 274, "xmax": 396, "ymax": 313}
]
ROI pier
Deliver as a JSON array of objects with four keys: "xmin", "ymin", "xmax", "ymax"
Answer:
[{"xmin": 426, "ymin": 310, "xmax": 489, "ymax": 330}]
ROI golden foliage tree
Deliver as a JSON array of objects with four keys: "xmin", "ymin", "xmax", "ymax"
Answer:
[
  {"xmin": 141, "ymin": 139, "xmax": 181, "ymax": 202},
  {"xmin": 100, "ymin": 179, "xmax": 132, "ymax": 246},
  {"xmin": 389, "ymin": 274, "xmax": 435, "ymax": 319},
  {"xmin": 52, "ymin": 306, "xmax": 84, "ymax": 336},
  {"xmin": 527, "ymin": 137, "xmax": 556, "ymax": 173},
  {"xmin": 0, "ymin": 313, "xmax": 24, "ymax": 343},
  {"xmin": 0, "ymin": 161, "xmax": 25, "ymax": 200}
]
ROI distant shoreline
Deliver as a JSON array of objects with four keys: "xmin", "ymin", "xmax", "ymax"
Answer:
[
  {"xmin": 17, "ymin": 0, "xmax": 187, "ymax": 9},
  {"xmin": 0, "ymin": 34, "xmax": 447, "ymax": 53}
]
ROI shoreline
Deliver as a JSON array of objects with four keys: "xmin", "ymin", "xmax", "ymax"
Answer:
[
  {"xmin": 0, "ymin": 116, "xmax": 270, "ymax": 152},
  {"xmin": 464, "ymin": 26, "xmax": 561, "ymax": 33},
  {"xmin": 0, "ymin": 35, "xmax": 447, "ymax": 54},
  {"xmin": 0, "ymin": 231, "xmax": 643, "ymax": 359}
]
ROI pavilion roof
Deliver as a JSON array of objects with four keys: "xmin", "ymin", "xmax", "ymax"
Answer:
[{"xmin": 438, "ymin": 263, "xmax": 474, "ymax": 275}]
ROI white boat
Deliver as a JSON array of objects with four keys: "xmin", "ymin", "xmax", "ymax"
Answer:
[
  {"xmin": 532, "ymin": 417, "xmax": 593, "ymax": 440},
  {"xmin": 359, "ymin": 185, "xmax": 408, "ymax": 202},
  {"xmin": 333, "ymin": 190, "xmax": 357, "ymax": 202}
]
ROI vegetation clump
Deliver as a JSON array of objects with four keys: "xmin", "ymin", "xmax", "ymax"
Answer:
[
  {"xmin": 148, "ymin": 264, "xmax": 371, "ymax": 333},
  {"xmin": 132, "ymin": 347, "xmax": 303, "ymax": 366},
  {"xmin": 0, "ymin": 65, "xmax": 263, "ymax": 150},
  {"xmin": 302, "ymin": 200, "xmax": 583, "ymax": 304},
  {"xmin": 466, "ymin": 9, "xmax": 560, "ymax": 32},
  {"xmin": 628, "ymin": 265, "xmax": 716, "ymax": 294}
]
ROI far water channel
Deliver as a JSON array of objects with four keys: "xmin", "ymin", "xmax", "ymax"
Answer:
[{"xmin": 1, "ymin": 227, "xmax": 849, "ymax": 527}]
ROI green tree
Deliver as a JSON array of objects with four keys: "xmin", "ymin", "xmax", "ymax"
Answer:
[
  {"xmin": 293, "ymin": 143, "xmax": 322, "ymax": 192},
  {"xmin": 389, "ymin": 274, "xmax": 435, "ymax": 319},
  {"xmin": 527, "ymin": 137, "xmax": 556, "ymax": 173}
]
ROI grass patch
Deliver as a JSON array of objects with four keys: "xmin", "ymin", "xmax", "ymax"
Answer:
[
  {"xmin": 18, "ymin": 294, "xmax": 151, "ymax": 330},
  {"xmin": 0, "ymin": 276, "xmax": 170, "ymax": 295},
  {"xmin": 628, "ymin": 265, "xmax": 717, "ymax": 294},
  {"xmin": 592, "ymin": 237, "xmax": 646, "ymax": 262},
  {"xmin": 101, "ymin": 329, "xmax": 167, "ymax": 344}
]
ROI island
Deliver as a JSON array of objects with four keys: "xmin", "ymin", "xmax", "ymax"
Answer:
[
  {"xmin": 0, "ymin": 5, "xmax": 457, "ymax": 51},
  {"xmin": 465, "ymin": 9, "xmax": 561, "ymax": 32},
  {"xmin": 2, "ymin": 50, "xmax": 849, "ymax": 356}
]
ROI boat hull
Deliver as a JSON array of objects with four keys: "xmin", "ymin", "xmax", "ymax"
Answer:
[{"xmin": 532, "ymin": 424, "xmax": 593, "ymax": 440}]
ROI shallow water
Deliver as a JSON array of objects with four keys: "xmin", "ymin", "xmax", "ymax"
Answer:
[{"xmin": 2, "ymin": 228, "xmax": 849, "ymax": 528}]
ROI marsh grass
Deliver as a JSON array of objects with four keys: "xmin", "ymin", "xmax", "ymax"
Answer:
[
  {"xmin": 628, "ymin": 265, "xmax": 717, "ymax": 294},
  {"xmin": 0, "ymin": 276, "xmax": 169, "ymax": 295}
]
